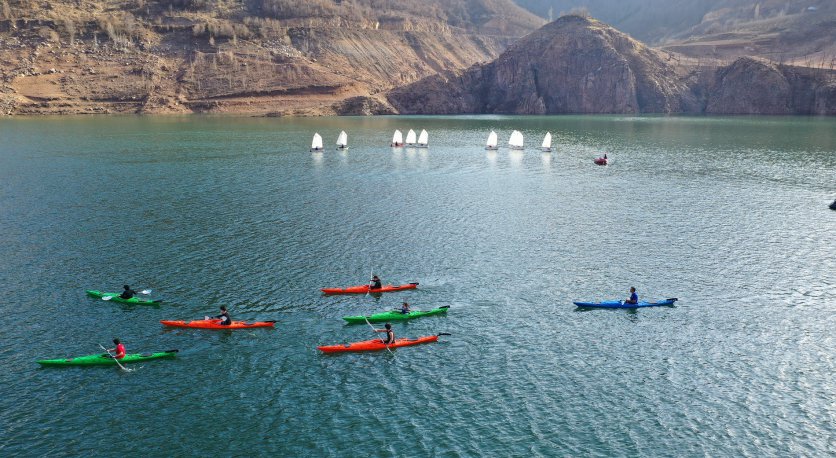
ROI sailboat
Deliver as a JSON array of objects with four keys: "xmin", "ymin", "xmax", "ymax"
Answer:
[
  {"xmin": 417, "ymin": 129, "xmax": 428, "ymax": 148},
  {"xmin": 508, "ymin": 130, "xmax": 524, "ymax": 150},
  {"xmin": 310, "ymin": 133, "xmax": 323, "ymax": 152},
  {"xmin": 336, "ymin": 131, "xmax": 348, "ymax": 150},
  {"xmin": 391, "ymin": 130, "xmax": 404, "ymax": 147},
  {"xmin": 485, "ymin": 131, "xmax": 498, "ymax": 150},
  {"xmin": 540, "ymin": 132, "xmax": 552, "ymax": 152},
  {"xmin": 405, "ymin": 129, "xmax": 417, "ymax": 146}
]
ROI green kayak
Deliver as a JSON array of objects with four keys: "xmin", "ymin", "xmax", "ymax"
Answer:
[
  {"xmin": 37, "ymin": 350, "xmax": 178, "ymax": 366},
  {"xmin": 86, "ymin": 290, "xmax": 161, "ymax": 305},
  {"xmin": 343, "ymin": 306, "xmax": 449, "ymax": 324}
]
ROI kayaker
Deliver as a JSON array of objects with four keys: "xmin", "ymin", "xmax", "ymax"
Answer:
[
  {"xmin": 119, "ymin": 285, "xmax": 137, "ymax": 300},
  {"xmin": 400, "ymin": 302, "xmax": 411, "ymax": 314},
  {"xmin": 370, "ymin": 275, "xmax": 382, "ymax": 290},
  {"xmin": 625, "ymin": 287, "xmax": 638, "ymax": 305},
  {"xmin": 374, "ymin": 323, "xmax": 395, "ymax": 344},
  {"xmin": 106, "ymin": 338, "xmax": 126, "ymax": 359},
  {"xmin": 206, "ymin": 306, "xmax": 232, "ymax": 326}
]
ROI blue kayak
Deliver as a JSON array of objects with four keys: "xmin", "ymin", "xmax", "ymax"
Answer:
[{"xmin": 573, "ymin": 298, "xmax": 678, "ymax": 308}]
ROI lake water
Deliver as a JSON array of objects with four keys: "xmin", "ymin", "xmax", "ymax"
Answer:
[{"xmin": 0, "ymin": 115, "xmax": 834, "ymax": 456}]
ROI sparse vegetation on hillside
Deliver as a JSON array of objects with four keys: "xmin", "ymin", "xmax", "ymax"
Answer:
[{"xmin": 0, "ymin": 0, "xmax": 541, "ymax": 115}]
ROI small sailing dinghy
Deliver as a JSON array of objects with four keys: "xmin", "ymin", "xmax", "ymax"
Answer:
[
  {"xmin": 508, "ymin": 130, "xmax": 524, "ymax": 150},
  {"xmin": 405, "ymin": 129, "xmax": 417, "ymax": 146},
  {"xmin": 417, "ymin": 129, "xmax": 428, "ymax": 148},
  {"xmin": 391, "ymin": 130, "xmax": 404, "ymax": 147},
  {"xmin": 541, "ymin": 132, "xmax": 552, "ymax": 152},
  {"xmin": 310, "ymin": 133, "xmax": 323, "ymax": 152},
  {"xmin": 335, "ymin": 131, "xmax": 348, "ymax": 150},
  {"xmin": 485, "ymin": 131, "xmax": 498, "ymax": 150}
]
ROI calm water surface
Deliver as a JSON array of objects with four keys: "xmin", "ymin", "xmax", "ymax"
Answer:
[{"xmin": 0, "ymin": 115, "xmax": 834, "ymax": 456}]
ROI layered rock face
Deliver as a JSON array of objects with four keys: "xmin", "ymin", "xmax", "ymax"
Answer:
[
  {"xmin": 706, "ymin": 57, "xmax": 836, "ymax": 115},
  {"xmin": 0, "ymin": 0, "xmax": 542, "ymax": 115},
  {"xmin": 388, "ymin": 16, "xmax": 697, "ymax": 114},
  {"xmin": 388, "ymin": 15, "xmax": 836, "ymax": 116}
]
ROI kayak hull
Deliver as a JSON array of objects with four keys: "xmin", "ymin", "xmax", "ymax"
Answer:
[
  {"xmin": 86, "ymin": 290, "xmax": 161, "ymax": 305},
  {"xmin": 574, "ymin": 298, "xmax": 678, "ymax": 308},
  {"xmin": 160, "ymin": 319, "xmax": 275, "ymax": 329},
  {"xmin": 318, "ymin": 335, "xmax": 438, "ymax": 353},
  {"xmin": 321, "ymin": 283, "xmax": 418, "ymax": 295},
  {"xmin": 343, "ymin": 307, "xmax": 448, "ymax": 323},
  {"xmin": 37, "ymin": 350, "xmax": 178, "ymax": 366},
  {"xmin": 594, "ymin": 158, "xmax": 608, "ymax": 165}
]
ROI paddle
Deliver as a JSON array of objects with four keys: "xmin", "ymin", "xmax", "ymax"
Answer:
[
  {"xmin": 364, "ymin": 316, "xmax": 394, "ymax": 355},
  {"xmin": 99, "ymin": 344, "xmax": 133, "ymax": 372}
]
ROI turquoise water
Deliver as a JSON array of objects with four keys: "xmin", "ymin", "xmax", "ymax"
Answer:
[{"xmin": 0, "ymin": 115, "xmax": 834, "ymax": 456}]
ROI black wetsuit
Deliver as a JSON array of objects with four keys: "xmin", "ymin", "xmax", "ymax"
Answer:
[
  {"xmin": 384, "ymin": 329, "xmax": 394, "ymax": 344},
  {"xmin": 371, "ymin": 279, "xmax": 382, "ymax": 290},
  {"xmin": 214, "ymin": 311, "xmax": 231, "ymax": 326},
  {"xmin": 119, "ymin": 288, "xmax": 137, "ymax": 299}
]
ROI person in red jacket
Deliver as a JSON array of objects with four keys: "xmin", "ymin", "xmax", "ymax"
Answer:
[{"xmin": 106, "ymin": 338, "xmax": 126, "ymax": 359}]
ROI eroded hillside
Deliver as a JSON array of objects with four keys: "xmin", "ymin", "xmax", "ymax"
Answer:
[{"xmin": 0, "ymin": 0, "xmax": 543, "ymax": 115}]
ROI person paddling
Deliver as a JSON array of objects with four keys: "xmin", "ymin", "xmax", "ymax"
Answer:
[
  {"xmin": 205, "ymin": 306, "xmax": 231, "ymax": 326},
  {"xmin": 400, "ymin": 302, "xmax": 411, "ymax": 314},
  {"xmin": 624, "ymin": 287, "xmax": 638, "ymax": 305},
  {"xmin": 373, "ymin": 323, "xmax": 395, "ymax": 344},
  {"xmin": 119, "ymin": 285, "xmax": 137, "ymax": 300},
  {"xmin": 370, "ymin": 275, "xmax": 382, "ymax": 291},
  {"xmin": 106, "ymin": 338, "xmax": 126, "ymax": 359}
]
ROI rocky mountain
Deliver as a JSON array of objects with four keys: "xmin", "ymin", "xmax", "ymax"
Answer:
[
  {"xmin": 387, "ymin": 15, "xmax": 836, "ymax": 115},
  {"xmin": 0, "ymin": 0, "xmax": 543, "ymax": 115},
  {"xmin": 514, "ymin": 1, "xmax": 836, "ymax": 65}
]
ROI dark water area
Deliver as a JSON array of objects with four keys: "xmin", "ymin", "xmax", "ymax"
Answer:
[{"xmin": 0, "ymin": 115, "xmax": 834, "ymax": 456}]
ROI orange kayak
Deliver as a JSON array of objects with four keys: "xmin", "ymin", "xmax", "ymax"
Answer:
[
  {"xmin": 318, "ymin": 335, "xmax": 440, "ymax": 353},
  {"xmin": 321, "ymin": 282, "xmax": 418, "ymax": 295},
  {"xmin": 160, "ymin": 319, "xmax": 275, "ymax": 329}
]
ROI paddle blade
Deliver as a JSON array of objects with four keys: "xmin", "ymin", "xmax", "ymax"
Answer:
[
  {"xmin": 437, "ymin": 332, "xmax": 452, "ymax": 336},
  {"xmin": 102, "ymin": 296, "xmax": 113, "ymax": 301},
  {"xmin": 140, "ymin": 289, "xmax": 152, "ymax": 295}
]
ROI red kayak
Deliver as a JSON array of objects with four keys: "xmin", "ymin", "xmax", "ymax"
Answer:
[
  {"xmin": 321, "ymin": 282, "xmax": 418, "ymax": 295},
  {"xmin": 594, "ymin": 156, "xmax": 608, "ymax": 165},
  {"xmin": 160, "ymin": 319, "xmax": 275, "ymax": 329},
  {"xmin": 318, "ymin": 334, "xmax": 445, "ymax": 353}
]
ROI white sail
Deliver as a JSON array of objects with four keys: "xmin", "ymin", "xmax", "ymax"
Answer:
[
  {"xmin": 311, "ymin": 133, "xmax": 323, "ymax": 150},
  {"xmin": 541, "ymin": 132, "xmax": 552, "ymax": 151},
  {"xmin": 405, "ymin": 129, "xmax": 417, "ymax": 145},
  {"xmin": 508, "ymin": 130, "xmax": 524, "ymax": 149},
  {"xmin": 486, "ymin": 130, "xmax": 498, "ymax": 149},
  {"xmin": 417, "ymin": 129, "xmax": 428, "ymax": 146},
  {"xmin": 391, "ymin": 130, "xmax": 403, "ymax": 146},
  {"xmin": 336, "ymin": 131, "xmax": 348, "ymax": 148}
]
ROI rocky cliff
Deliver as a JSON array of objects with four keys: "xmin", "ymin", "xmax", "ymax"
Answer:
[
  {"xmin": 388, "ymin": 15, "xmax": 836, "ymax": 115},
  {"xmin": 0, "ymin": 0, "xmax": 542, "ymax": 115},
  {"xmin": 705, "ymin": 57, "xmax": 836, "ymax": 115},
  {"xmin": 388, "ymin": 15, "xmax": 698, "ymax": 114}
]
